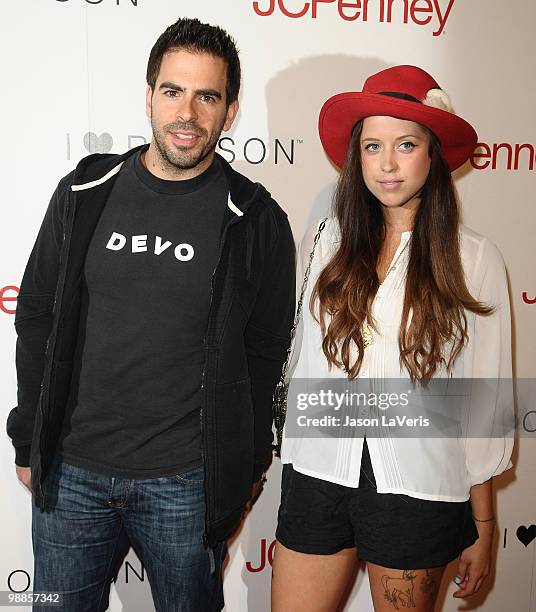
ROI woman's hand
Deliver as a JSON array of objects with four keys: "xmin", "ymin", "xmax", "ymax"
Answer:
[{"xmin": 453, "ymin": 521, "xmax": 494, "ymax": 598}]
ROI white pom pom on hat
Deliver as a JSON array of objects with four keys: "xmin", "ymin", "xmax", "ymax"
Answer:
[{"xmin": 423, "ymin": 88, "xmax": 453, "ymax": 113}]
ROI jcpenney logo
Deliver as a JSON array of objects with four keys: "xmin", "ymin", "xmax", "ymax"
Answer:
[
  {"xmin": 245, "ymin": 538, "xmax": 276, "ymax": 573},
  {"xmin": 1, "ymin": 286, "xmax": 18, "ymax": 315},
  {"xmin": 470, "ymin": 141, "xmax": 535, "ymax": 172},
  {"xmin": 253, "ymin": 0, "xmax": 455, "ymax": 37},
  {"xmin": 56, "ymin": 0, "xmax": 138, "ymax": 5},
  {"xmin": 67, "ymin": 133, "xmax": 301, "ymax": 165}
]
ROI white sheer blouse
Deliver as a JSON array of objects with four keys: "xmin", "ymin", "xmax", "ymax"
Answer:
[{"xmin": 280, "ymin": 218, "xmax": 514, "ymax": 501}]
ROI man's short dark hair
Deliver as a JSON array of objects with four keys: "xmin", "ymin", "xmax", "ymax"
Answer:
[{"xmin": 147, "ymin": 17, "xmax": 241, "ymax": 106}]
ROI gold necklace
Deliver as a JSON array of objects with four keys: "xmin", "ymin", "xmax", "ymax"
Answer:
[
  {"xmin": 363, "ymin": 322, "xmax": 374, "ymax": 348},
  {"xmin": 363, "ymin": 237, "xmax": 410, "ymax": 348}
]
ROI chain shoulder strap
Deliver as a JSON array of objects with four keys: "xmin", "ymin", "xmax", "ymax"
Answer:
[
  {"xmin": 273, "ymin": 217, "xmax": 328, "ymax": 456},
  {"xmin": 282, "ymin": 217, "xmax": 327, "ymax": 378}
]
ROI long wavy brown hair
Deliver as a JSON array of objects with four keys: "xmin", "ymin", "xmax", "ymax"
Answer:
[{"xmin": 312, "ymin": 120, "xmax": 493, "ymax": 382}]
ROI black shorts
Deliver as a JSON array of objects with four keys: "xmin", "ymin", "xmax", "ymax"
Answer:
[{"xmin": 276, "ymin": 439, "xmax": 479, "ymax": 569}]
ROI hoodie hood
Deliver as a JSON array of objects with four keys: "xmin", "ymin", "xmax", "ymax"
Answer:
[{"xmin": 70, "ymin": 145, "xmax": 270, "ymax": 216}]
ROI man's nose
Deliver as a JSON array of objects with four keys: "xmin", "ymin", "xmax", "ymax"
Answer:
[{"xmin": 176, "ymin": 96, "xmax": 198, "ymax": 123}]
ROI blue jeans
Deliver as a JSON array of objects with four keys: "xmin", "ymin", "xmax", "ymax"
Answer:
[{"xmin": 32, "ymin": 456, "xmax": 226, "ymax": 612}]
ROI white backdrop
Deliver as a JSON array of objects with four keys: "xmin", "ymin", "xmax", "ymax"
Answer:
[{"xmin": 1, "ymin": 1, "xmax": 535, "ymax": 611}]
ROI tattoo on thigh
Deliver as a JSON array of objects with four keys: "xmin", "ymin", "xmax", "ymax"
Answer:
[
  {"xmin": 381, "ymin": 569, "xmax": 417, "ymax": 609},
  {"xmin": 419, "ymin": 569, "xmax": 437, "ymax": 599}
]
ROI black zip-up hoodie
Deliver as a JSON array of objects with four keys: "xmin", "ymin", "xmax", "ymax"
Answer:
[{"xmin": 6, "ymin": 146, "xmax": 295, "ymax": 548}]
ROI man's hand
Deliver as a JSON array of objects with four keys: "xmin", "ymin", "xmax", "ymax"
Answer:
[
  {"xmin": 243, "ymin": 475, "xmax": 267, "ymax": 516},
  {"xmin": 250, "ymin": 478, "xmax": 265, "ymax": 506},
  {"xmin": 16, "ymin": 466, "xmax": 32, "ymax": 492}
]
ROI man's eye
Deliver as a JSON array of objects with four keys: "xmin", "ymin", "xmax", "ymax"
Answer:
[{"xmin": 200, "ymin": 95, "xmax": 216, "ymax": 103}]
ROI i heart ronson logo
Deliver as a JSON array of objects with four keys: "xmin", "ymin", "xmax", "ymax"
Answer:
[
  {"xmin": 69, "ymin": 133, "xmax": 302, "ymax": 165},
  {"xmin": 516, "ymin": 525, "xmax": 536, "ymax": 547},
  {"xmin": 84, "ymin": 132, "xmax": 114, "ymax": 154}
]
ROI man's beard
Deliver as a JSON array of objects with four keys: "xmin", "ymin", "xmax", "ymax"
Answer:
[{"xmin": 151, "ymin": 119, "xmax": 224, "ymax": 172}]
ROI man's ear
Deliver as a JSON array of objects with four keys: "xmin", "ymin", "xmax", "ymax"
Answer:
[
  {"xmin": 223, "ymin": 100, "xmax": 239, "ymax": 132},
  {"xmin": 145, "ymin": 85, "xmax": 153, "ymax": 119}
]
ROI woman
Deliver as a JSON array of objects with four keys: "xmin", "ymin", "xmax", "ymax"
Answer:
[{"xmin": 272, "ymin": 66, "xmax": 514, "ymax": 612}]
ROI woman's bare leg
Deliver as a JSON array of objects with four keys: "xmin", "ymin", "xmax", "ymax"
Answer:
[
  {"xmin": 366, "ymin": 562, "xmax": 446, "ymax": 612},
  {"xmin": 271, "ymin": 541, "xmax": 358, "ymax": 612}
]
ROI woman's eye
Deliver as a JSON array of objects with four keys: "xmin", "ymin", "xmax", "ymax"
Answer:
[
  {"xmin": 400, "ymin": 141, "xmax": 416, "ymax": 151},
  {"xmin": 364, "ymin": 143, "xmax": 380, "ymax": 152}
]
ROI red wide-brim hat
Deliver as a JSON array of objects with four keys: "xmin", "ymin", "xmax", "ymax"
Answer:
[{"xmin": 319, "ymin": 65, "xmax": 478, "ymax": 171}]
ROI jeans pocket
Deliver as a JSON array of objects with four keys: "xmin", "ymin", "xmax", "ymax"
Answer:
[{"xmin": 174, "ymin": 464, "xmax": 204, "ymax": 485}]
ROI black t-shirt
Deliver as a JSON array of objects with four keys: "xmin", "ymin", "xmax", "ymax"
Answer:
[{"xmin": 59, "ymin": 150, "xmax": 228, "ymax": 478}]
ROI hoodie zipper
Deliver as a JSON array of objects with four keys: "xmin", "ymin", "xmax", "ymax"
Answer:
[
  {"xmin": 200, "ymin": 184, "xmax": 262, "ymax": 548},
  {"xmin": 35, "ymin": 190, "xmax": 76, "ymax": 504},
  {"xmin": 200, "ymin": 209, "xmax": 244, "ymax": 550}
]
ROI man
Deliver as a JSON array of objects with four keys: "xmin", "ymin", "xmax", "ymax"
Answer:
[{"xmin": 7, "ymin": 17, "xmax": 295, "ymax": 612}]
